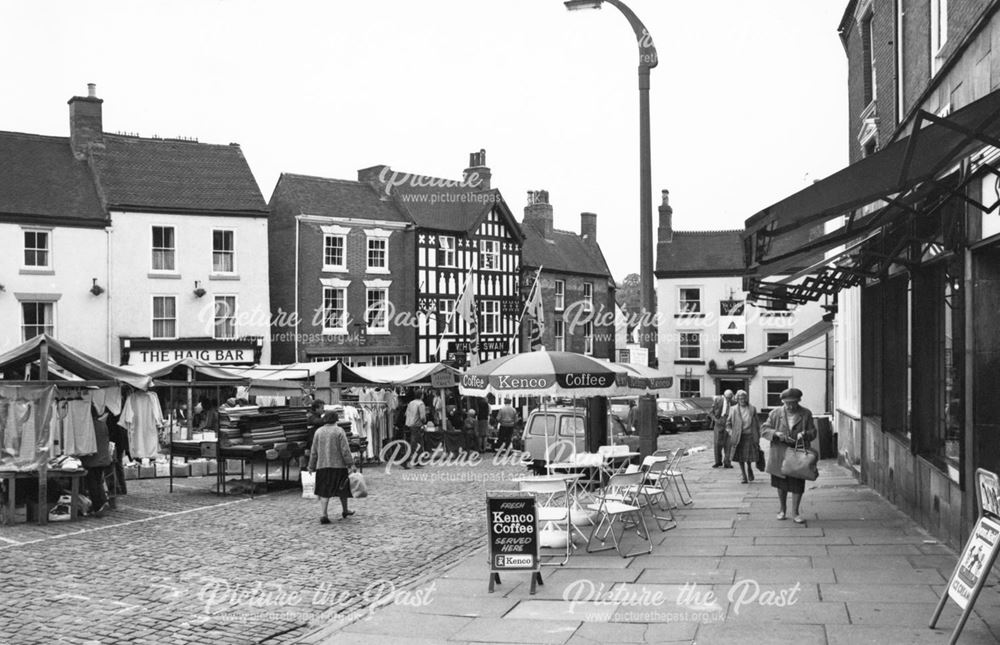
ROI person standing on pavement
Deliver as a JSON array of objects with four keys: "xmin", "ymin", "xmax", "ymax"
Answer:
[
  {"xmin": 475, "ymin": 397, "xmax": 492, "ymax": 453},
  {"xmin": 308, "ymin": 410, "xmax": 356, "ymax": 523},
  {"xmin": 82, "ymin": 409, "xmax": 112, "ymax": 518},
  {"xmin": 760, "ymin": 388, "xmax": 817, "ymax": 523},
  {"xmin": 404, "ymin": 391, "xmax": 427, "ymax": 468},
  {"xmin": 496, "ymin": 399, "xmax": 519, "ymax": 452},
  {"xmin": 726, "ymin": 390, "xmax": 760, "ymax": 484},
  {"xmin": 711, "ymin": 390, "xmax": 734, "ymax": 468}
]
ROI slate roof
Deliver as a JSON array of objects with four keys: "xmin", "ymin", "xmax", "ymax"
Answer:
[
  {"xmin": 0, "ymin": 131, "xmax": 106, "ymax": 225},
  {"xmin": 271, "ymin": 173, "xmax": 409, "ymax": 222},
  {"xmin": 392, "ymin": 182, "xmax": 501, "ymax": 233},
  {"xmin": 521, "ymin": 221, "xmax": 613, "ymax": 278},
  {"xmin": 655, "ymin": 230, "xmax": 746, "ymax": 277},
  {"xmin": 90, "ymin": 135, "xmax": 267, "ymax": 215}
]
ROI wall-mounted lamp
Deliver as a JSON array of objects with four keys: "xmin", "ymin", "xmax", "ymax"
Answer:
[
  {"xmin": 193, "ymin": 281, "xmax": 207, "ymax": 298},
  {"xmin": 90, "ymin": 278, "xmax": 105, "ymax": 296}
]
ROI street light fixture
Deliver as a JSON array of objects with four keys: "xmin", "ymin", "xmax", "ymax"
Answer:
[{"xmin": 564, "ymin": 0, "xmax": 658, "ymax": 367}]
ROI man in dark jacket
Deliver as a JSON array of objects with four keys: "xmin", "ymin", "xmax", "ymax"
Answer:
[{"xmin": 82, "ymin": 410, "xmax": 112, "ymax": 517}]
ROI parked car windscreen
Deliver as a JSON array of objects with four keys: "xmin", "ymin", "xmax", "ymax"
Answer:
[
  {"xmin": 560, "ymin": 415, "xmax": 585, "ymax": 437},
  {"xmin": 527, "ymin": 413, "xmax": 557, "ymax": 437}
]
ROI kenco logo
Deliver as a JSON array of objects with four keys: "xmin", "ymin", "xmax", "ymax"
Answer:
[
  {"xmin": 461, "ymin": 374, "xmax": 487, "ymax": 389},
  {"xmin": 495, "ymin": 375, "xmax": 553, "ymax": 389}
]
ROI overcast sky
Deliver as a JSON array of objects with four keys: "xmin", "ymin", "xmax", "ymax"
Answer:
[{"xmin": 1, "ymin": 0, "xmax": 848, "ymax": 282}]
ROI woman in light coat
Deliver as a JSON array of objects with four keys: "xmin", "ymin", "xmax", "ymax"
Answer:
[
  {"xmin": 760, "ymin": 388, "xmax": 817, "ymax": 524},
  {"xmin": 725, "ymin": 390, "xmax": 760, "ymax": 484},
  {"xmin": 308, "ymin": 410, "xmax": 356, "ymax": 524}
]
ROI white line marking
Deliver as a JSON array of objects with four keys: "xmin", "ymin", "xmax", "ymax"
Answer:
[
  {"xmin": 0, "ymin": 535, "xmax": 22, "ymax": 545},
  {"xmin": 0, "ymin": 498, "xmax": 252, "ymax": 550}
]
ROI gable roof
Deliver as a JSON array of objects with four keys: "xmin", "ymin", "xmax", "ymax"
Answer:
[
  {"xmin": 0, "ymin": 131, "xmax": 107, "ymax": 226},
  {"xmin": 656, "ymin": 230, "xmax": 745, "ymax": 278},
  {"xmin": 521, "ymin": 222, "xmax": 613, "ymax": 278},
  {"xmin": 389, "ymin": 179, "xmax": 524, "ymax": 240},
  {"xmin": 90, "ymin": 135, "xmax": 268, "ymax": 215},
  {"xmin": 271, "ymin": 173, "xmax": 409, "ymax": 223}
]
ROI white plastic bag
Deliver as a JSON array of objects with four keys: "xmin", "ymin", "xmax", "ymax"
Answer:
[
  {"xmin": 349, "ymin": 472, "xmax": 368, "ymax": 498},
  {"xmin": 301, "ymin": 471, "xmax": 317, "ymax": 499}
]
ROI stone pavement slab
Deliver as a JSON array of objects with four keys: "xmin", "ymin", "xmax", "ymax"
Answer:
[
  {"xmin": 691, "ymin": 623, "xmax": 827, "ymax": 645},
  {"xmin": 449, "ymin": 617, "xmax": 580, "ymax": 643}
]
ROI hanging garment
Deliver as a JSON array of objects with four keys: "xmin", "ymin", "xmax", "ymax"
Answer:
[
  {"xmin": 103, "ymin": 387, "xmax": 123, "ymax": 416},
  {"xmin": 92, "ymin": 388, "xmax": 107, "ymax": 415},
  {"xmin": 64, "ymin": 399, "xmax": 98, "ymax": 457},
  {"xmin": 0, "ymin": 385, "xmax": 56, "ymax": 471},
  {"xmin": 121, "ymin": 391, "xmax": 164, "ymax": 460}
]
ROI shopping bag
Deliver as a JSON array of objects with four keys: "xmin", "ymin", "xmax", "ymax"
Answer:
[
  {"xmin": 765, "ymin": 441, "xmax": 787, "ymax": 478},
  {"xmin": 755, "ymin": 450, "xmax": 766, "ymax": 472},
  {"xmin": 780, "ymin": 438, "xmax": 819, "ymax": 481},
  {"xmin": 301, "ymin": 471, "xmax": 317, "ymax": 499},
  {"xmin": 349, "ymin": 472, "xmax": 368, "ymax": 498}
]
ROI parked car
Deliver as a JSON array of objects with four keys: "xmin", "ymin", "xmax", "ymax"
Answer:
[
  {"xmin": 678, "ymin": 398, "xmax": 713, "ymax": 430},
  {"xmin": 522, "ymin": 407, "xmax": 637, "ymax": 474},
  {"xmin": 655, "ymin": 398, "xmax": 712, "ymax": 434}
]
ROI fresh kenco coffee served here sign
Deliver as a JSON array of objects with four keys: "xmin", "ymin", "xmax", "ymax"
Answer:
[{"xmin": 486, "ymin": 492, "xmax": 542, "ymax": 594}]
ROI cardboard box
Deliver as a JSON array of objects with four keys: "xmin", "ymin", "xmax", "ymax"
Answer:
[
  {"xmin": 14, "ymin": 505, "xmax": 27, "ymax": 523},
  {"xmin": 225, "ymin": 459, "xmax": 243, "ymax": 474},
  {"xmin": 171, "ymin": 465, "xmax": 189, "ymax": 478},
  {"xmin": 189, "ymin": 461, "xmax": 209, "ymax": 477},
  {"xmin": 124, "ymin": 465, "xmax": 139, "ymax": 481},
  {"xmin": 154, "ymin": 462, "xmax": 171, "ymax": 478},
  {"xmin": 207, "ymin": 461, "xmax": 218, "ymax": 475},
  {"xmin": 139, "ymin": 465, "xmax": 156, "ymax": 479}
]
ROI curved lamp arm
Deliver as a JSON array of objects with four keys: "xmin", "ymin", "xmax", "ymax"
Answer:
[{"xmin": 565, "ymin": 0, "xmax": 658, "ymax": 69}]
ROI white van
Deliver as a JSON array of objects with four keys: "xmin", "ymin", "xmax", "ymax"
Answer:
[{"xmin": 522, "ymin": 406, "xmax": 637, "ymax": 474}]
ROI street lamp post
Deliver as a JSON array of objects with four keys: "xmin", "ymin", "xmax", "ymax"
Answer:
[{"xmin": 565, "ymin": 0, "xmax": 658, "ymax": 367}]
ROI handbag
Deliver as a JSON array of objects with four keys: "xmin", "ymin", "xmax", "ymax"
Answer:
[
  {"xmin": 780, "ymin": 436, "xmax": 819, "ymax": 481},
  {"xmin": 349, "ymin": 471, "xmax": 368, "ymax": 498},
  {"xmin": 755, "ymin": 450, "xmax": 766, "ymax": 472},
  {"xmin": 301, "ymin": 471, "xmax": 317, "ymax": 499}
]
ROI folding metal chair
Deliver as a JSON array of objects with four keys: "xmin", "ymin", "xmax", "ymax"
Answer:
[
  {"xmin": 662, "ymin": 448, "xmax": 693, "ymax": 506},
  {"xmin": 634, "ymin": 456, "xmax": 677, "ymax": 531},
  {"xmin": 518, "ymin": 478, "xmax": 572, "ymax": 565},
  {"xmin": 586, "ymin": 471, "xmax": 652, "ymax": 558}
]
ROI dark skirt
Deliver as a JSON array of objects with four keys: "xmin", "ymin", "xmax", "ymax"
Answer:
[
  {"xmin": 771, "ymin": 474, "xmax": 806, "ymax": 495},
  {"xmin": 315, "ymin": 468, "xmax": 352, "ymax": 499},
  {"xmin": 733, "ymin": 432, "xmax": 760, "ymax": 463}
]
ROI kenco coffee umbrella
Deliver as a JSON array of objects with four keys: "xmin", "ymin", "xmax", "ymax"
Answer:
[{"xmin": 459, "ymin": 350, "xmax": 638, "ymax": 398}]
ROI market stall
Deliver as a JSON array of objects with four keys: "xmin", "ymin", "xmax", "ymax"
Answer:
[{"xmin": 0, "ymin": 335, "xmax": 152, "ymax": 524}]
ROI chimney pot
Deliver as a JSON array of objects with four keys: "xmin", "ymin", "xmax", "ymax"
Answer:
[
  {"xmin": 463, "ymin": 149, "xmax": 491, "ymax": 190},
  {"xmin": 87, "ymin": 83, "xmax": 97, "ymax": 98},
  {"xmin": 68, "ymin": 85, "xmax": 104, "ymax": 159},
  {"xmin": 580, "ymin": 212, "xmax": 597, "ymax": 240},
  {"xmin": 658, "ymin": 187, "xmax": 673, "ymax": 244},
  {"xmin": 523, "ymin": 188, "xmax": 554, "ymax": 238}
]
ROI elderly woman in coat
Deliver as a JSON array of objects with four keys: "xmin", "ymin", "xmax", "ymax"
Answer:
[
  {"xmin": 725, "ymin": 390, "xmax": 760, "ymax": 484},
  {"xmin": 760, "ymin": 388, "xmax": 817, "ymax": 524},
  {"xmin": 308, "ymin": 410, "xmax": 356, "ymax": 524}
]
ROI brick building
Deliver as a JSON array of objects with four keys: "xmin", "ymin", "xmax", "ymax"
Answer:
[
  {"xmin": 519, "ymin": 190, "xmax": 616, "ymax": 358},
  {"xmin": 268, "ymin": 150, "xmax": 523, "ymax": 366},
  {"xmin": 744, "ymin": 1, "xmax": 1000, "ymax": 550}
]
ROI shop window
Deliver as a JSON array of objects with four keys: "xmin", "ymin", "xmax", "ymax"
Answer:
[
  {"xmin": 481, "ymin": 300, "xmax": 500, "ymax": 334},
  {"xmin": 555, "ymin": 280, "xmax": 565, "ymax": 311},
  {"xmin": 152, "ymin": 296, "xmax": 177, "ymax": 339},
  {"xmin": 679, "ymin": 332, "xmax": 701, "ymax": 359},
  {"xmin": 554, "ymin": 320, "xmax": 565, "ymax": 351},
  {"xmin": 679, "ymin": 288, "xmax": 701, "ymax": 313},
  {"xmin": 365, "ymin": 288, "xmax": 388, "ymax": 332},
  {"xmin": 21, "ymin": 301, "xmax": 54, "ymax": 341},
  {"xmin": 679, "ymin": 378, "xmax": 701, "ymax": 399},
  {"xmin": 212, "ymin": 230, "xmax": 235, "ymax": 274},
  {"xmin": 766, "ymin": 331, "xmax": 791, "ymax": 360},
  {"xmin": 437, "ymin": 236, "xmax": 456, "ymax": 267},
  {"xmin": 766, "ymin": 379, "xmax": 790, "ymax": 409},
  {"xmin": 23, "ymin": 230, "xmax": 50, "ymax": 268},
  {"xmin": 861, "ymin": 275, "xmax": 911, "ymax": 441},
  {"xmin": 324, "ymin": 235, "xmax": 346, "ymax": 271},
  {"xmin": 480, "ymin": 239, "xmax": 499, "ymax": 270},
  {"xmin": 152, "ymin": 226, "xmax": 176, "ymax": 272}
]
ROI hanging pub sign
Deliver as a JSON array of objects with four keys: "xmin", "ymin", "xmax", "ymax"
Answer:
[
  {"xmin": 486, "ymin": 491, "xmax": 543, "ymax": 594},
  {"xmin": 719, "ymin": 300, "xmax": 746, "ymax": 351},
  {"xmin": 930, "ymin": 469, "xmax": 1000, "ymax": 644}
]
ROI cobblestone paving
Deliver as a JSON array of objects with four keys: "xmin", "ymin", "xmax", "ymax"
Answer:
[{"xmin": 0, "ymin": 451, "xmax": 537, "ymax": 645}]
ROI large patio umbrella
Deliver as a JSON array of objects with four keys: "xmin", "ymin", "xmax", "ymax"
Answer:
[{"xmin": 459, "ymin": 350, "xmax": 638, "ymax": 398}]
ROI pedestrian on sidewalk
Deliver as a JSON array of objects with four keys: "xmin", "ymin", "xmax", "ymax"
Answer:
[
  {"xmin": 711, "ymin": 390, "xmax": 734, "ymax": 468},
  {"xmin": 496, "ymin": 399, "xmax": 518, "ymax": 452},
  {"xmin": 726, "ymin": 390, "xmax": 760, "ymax": 484},
  {"xmin": 308, "ymin": 410, "xmax": 356, "ymax": 524},
  {"xmin": 760, "ymin": 388, "xmax": 817, "ymax": 524},
  {"xmin": 404, "ymin": 390, "xmax": 427, "ymax": 469}
]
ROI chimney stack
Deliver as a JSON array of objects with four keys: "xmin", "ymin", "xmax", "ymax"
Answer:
[
  {"xmin": 463, "ymin": 149, "xmax": 491, "ymax": 190},
  {"xmin": 580, "ymin": 212, "xmax": 597, "ymax": 240},
  {"xmin": 657, "ymin": 189, "xmax": 673, "ymax": 243},
  {"xmin": 68, "ymin": 83, "xmax": 104, "ymax": 160},
  {"xmin": 523, "ymin": 190, "xmax": 553, "ymax": 238}
]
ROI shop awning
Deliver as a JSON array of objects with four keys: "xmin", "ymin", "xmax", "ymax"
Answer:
[
  {"xmin": 342, "ymin": 362, "xmax": 461, "ymax": 387},
  {"xmin": 744, "ymin": 89, "xmax": 1000, "ymax": 275},
  {"xmin": 0, "ymin": 334, "xmax": 152, "ymax": 389},
  {"xmin": 127, "ymin": 358, "xmax": 248, "ymax": 384},
  {"xmin": 733, "ymin": 320, "xmax": 833, "ymax": 368}
]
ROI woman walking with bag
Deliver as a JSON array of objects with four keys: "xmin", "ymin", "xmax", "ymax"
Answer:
[
  {"xmin": 308, "ymin": 410, "xmax": 356, "ymax": 524},
  {"xmin": 726, "ymin": 390, "xmax": 760, "ymax": 484},
  {"xmin": 760, "ymin": 388, "xmax": 817, "ymax": 524}
]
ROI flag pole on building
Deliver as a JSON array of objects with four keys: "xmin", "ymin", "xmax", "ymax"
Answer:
[
  {"xmin": 519, "ymin": 266, "xmax": 545, "ymax": 351},
  {"xmin": 455, "ymin": 268, "xmax": 480, "ymax": 367}
]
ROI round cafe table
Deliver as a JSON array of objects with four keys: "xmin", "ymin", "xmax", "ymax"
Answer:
[{"xmin": 513, "ymin": 472, "xmax": 592, "ymax": 546}]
